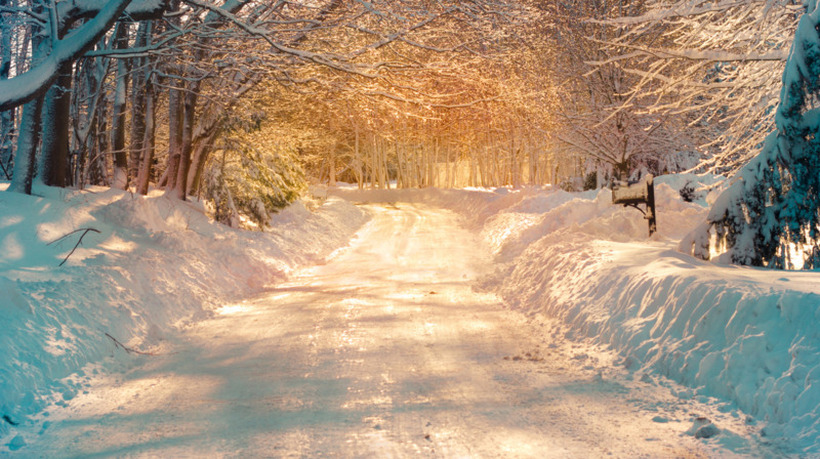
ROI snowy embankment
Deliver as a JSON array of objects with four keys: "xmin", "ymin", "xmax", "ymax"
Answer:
[
  {"xmin": 336, "ymin": 178, "xmax": 820, "ymax": 453},
  {"xmin": 475, "ymin": 178, "xmax": 820, "ymax": 454},
  {"xmin": 0, "ymin": 184, "xmax": 368, "ymax": 443}
]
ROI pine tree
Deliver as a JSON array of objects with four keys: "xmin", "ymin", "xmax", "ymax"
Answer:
[{"xmin": 683, "ymin": 0, "xmax": 820, "ymax": 268}]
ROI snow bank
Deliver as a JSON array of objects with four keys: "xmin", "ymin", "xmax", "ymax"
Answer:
[
  {"xmin": 474, "ymin": 174, "xmax": 820, "ymax": 454},
  {"xmin": 0, "ymin": 184, "xmax": 368, "ymax": 442}
]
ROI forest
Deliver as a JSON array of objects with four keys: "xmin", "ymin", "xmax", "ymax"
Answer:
[
  {"xmin": 9, "ymin": 0, "xmax": 820, "ymax": 455},
  {"xmin": 0, "ymin": 0, "xmax": 816, "ymax": 267}
]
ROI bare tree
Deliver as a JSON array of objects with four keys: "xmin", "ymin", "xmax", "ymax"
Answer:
[{"xmin": 593, "ymin": 0, "xmax": 799, "ymax": 174}]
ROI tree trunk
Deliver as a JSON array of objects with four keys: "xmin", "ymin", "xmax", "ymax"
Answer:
[
  {"xmin": 445, "ymin": 143, "xmax": 452, "ymax": 188},
  {"xmin": 89, "ymin": 93, "xmax": 109, "ymax": 186},
  {"xmin": 173, "ymin": 86, "xmax": 197, "ymax": 199},
  {"xmin": 8, "ymin": 28, "xmax": 46, "ymax": 195},
  {"xmin": 136, "ymin": 77, "xmax": 156, "ymax": 195},
  {"xmin": 328, "ymin": 146, "xmax": 337, "ymax": 186},
  {"xmin": 39, "ymin": 61, "xmax": 72, "ymax": 187},
  {"xmin": 381, "ymin": 138, "xmax": 389, "ymax": 189},
  {"xmin": 427, "ymin": 138, "xmax": 436, "ymax": 188},
  {"xmin": 354, "ymin": 125, "xmax": 363, "ymax": 189},
  {"xmin": 8, "ymin": 96, "xmax": 44, "ymax": 194},
  {"xmin": 368, "ymin": 135, "xmax": 375, "ymax": 188},
  {"xmin": 395, "ymin": 142, "xmax": 404, "ymax": 188},
  {"xmin": 129, "ymin": 21, "xmax": 151, "ymax": 183},
  {"xmin": 111, "ymin": 22, "xmax": 130, "ymax": 190},
  {"xmin": 186, "ymin": 127, "xmax": 219, "ymax": 195},
  {"xmin": 73, "ymin": 51, "xmax": 107, "ymax": 187},
  {"xmin": 164, "ymin": 86, "xmax": 184, "ymax": 192},
  {"xmin": 0, "ymin": 0, "xmax": 14, "ymax": 179}
]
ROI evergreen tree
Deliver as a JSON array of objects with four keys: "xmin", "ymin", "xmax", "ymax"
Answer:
[
  {"xmin": 204, "ymin": 122, "xmax": 306, "ymax": 229},
  {"xmin": 683, "ymin": 0, "xmax": 820, "ymax": 269}
]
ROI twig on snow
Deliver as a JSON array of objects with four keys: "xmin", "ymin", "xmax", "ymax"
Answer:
[
  {"xmin": 104, "ymin": 333, "xmax": 161, "ymax": 356},
  {"xmin": 47, "ymin": 227, "xmax": 101, "ymax": 267}
]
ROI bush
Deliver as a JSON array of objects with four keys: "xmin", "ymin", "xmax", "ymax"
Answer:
[
  {"xmin": 583, "ymin": 170, "xmax": 598, "ymax": 190},
  {"xmin": 679, "ymin": 181, "xmax": 699, "ymax": 202},
  {"xmin": 204, "ymin": 138, "xmax": 306, "ymax": 229}
]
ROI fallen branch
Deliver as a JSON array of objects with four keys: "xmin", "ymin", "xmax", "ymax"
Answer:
[
  {"xmin": 47, "ymin": 227, "xmax": 101, "ymax": 267},
  {"xmin": 104, "ymin": 332, "xmax": 161, "ymax": 356}
]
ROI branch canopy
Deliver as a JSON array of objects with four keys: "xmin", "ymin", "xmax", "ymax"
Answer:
[{"xmin": 0, "ymin": 0, "xmax": 137, "ymax": 111}]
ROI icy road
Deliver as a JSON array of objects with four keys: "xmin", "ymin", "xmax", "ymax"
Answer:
[{"xmin": 25, "ymin": 203, "xmax": 761, "ymax": 457}]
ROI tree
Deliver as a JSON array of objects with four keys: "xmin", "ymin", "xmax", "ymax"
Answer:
[
  {"xmin": 0, "ymin": 0, "xmax": 165, "ymax": 110},
  {"xmin": 596, "ymin": 0, "xmax": 798, "ymax": 174},
  {"xmin": 204, "ymin": 111, "xmax": 306, "ymax": 228},
  {"xmin": 681, "ymin": 0, "xmax": 820, "ymax": 269},
  {"xmin": 1, "ymin": 0, "xmax": 530, "ymax": 219},
  {"xmin": 2, "ymin": 0, "xmax": 166, "ymax": 194},
  {"xmin": 537, "ymin": 0, "xmax": 699, "ymax": 182}
]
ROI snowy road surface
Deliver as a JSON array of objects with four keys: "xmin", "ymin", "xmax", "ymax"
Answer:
[{"xmin": 23, "ymin": 203, "xmax": 756, "ymax": 457}]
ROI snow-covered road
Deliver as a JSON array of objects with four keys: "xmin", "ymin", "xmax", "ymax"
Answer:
[{"xmin": 23, "ymin": 203, "xmax": 754, "ymax": 457}]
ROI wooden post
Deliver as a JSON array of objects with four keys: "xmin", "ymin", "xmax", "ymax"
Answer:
[{"xmin": 611, "ymin": 174, "xmax": 657, "ymax": 237}]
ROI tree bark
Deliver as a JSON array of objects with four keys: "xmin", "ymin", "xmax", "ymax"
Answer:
[
  {"xmin": 110, "ymin": 22, "xmax": 130, "ymax": 190},
  {"xmin": 328, "ymin": 145, "xmax": 337, "ymax": 186},
  {"xmin": 136, "ymin": 76, "xmax": 156, "ymax": 195},
  {"xmin": 0, "ymin": 0, "xmax": 136, "ymax": 111},
  {"xmin": 8, "ymin": 25, "xmax": 46, "ymax": 195},
  {"xmin": 39, "ymin": 61, "xmax": 72, "ymax": 187},
  {"xmin": 8, "ymin": 96, "xmax": 44, "ymax": 194},
  {"xmin": 186, "ymin": 126, "xmax": 219, "ymax": 195},
  {"xmin": 89, "ymin": 92, "xmax": 109, "ymax": 186},
  {"xmin": 164, "ymin": 86, "xmax": 184, "ymax": 192},
  {"xmin": 129, "ymin": 21, "xmax": 151, "ymax": 182},
  {"xmin": 173, "ymin": 86, "xmax": 198, "ymax": 199},
  {"xmin": 354, "ymin": 124, "xmax": 363, "ymax": 189},
  {"xmin": 0, "ymin": 0, "xmax": 14, "ymax": 179}
]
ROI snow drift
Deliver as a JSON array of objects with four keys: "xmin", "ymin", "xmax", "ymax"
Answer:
[
  {"xmin": 469, "ymin": 176, "xmax": 820, "ymax": 454},
  {"xmin": 336, "ymin": 178, "xmax": 820, "ymax": 453},
  {"xmin": 0, "ymin": 184, "xmax": 368, "ymax": 444},
  {"xmin": 5, "ymin": 175, "xmax": 820, "ymax": 454}
]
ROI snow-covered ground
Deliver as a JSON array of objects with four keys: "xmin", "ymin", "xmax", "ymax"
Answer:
[
  {"xmin": 1, "ymin": 176, "xmax": 818, "ymax": 455},
  {"xmin": 477, "ymin": 181, "xmax": 820, "ymax": 455},
  {"xmin": 0, "ymin": 183, "xmax": 368, "ymax": 451},
  {"xmin": 336, "ymin": 178, "xmax": 820, "ymax": 455}
]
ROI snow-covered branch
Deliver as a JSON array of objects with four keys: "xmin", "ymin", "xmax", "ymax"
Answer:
[
  {"xmin": 57, "ymin": 0, "xmax": 166, "ymax": 26},
  {"xmin": 0, "ymin": 0, "xmax": 138, "ymax": 111}
]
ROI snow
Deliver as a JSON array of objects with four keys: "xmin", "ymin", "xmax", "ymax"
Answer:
[
  {"xmin": 3, "ymin": 173, "xmax": 820, "ymax": 455},
  {"xmin": 0, "ymin": 193, "xmax": 761, "ymax": 456},
  {"xmin": 0, "ymin": 0, "xmax": 133, "ymax": 111},
  {"xmin": 336, "ymin": 176, "xmax": 820, "ymax": 454},
  {"xmin": 0, "ymin": 182, "xmax": 368, "ymax": 441},
  {"xmin": 461, "ymin": 179, "xmax": 820, "ymax": 454}
]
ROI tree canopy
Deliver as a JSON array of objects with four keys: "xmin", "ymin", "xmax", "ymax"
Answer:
[{"xmin": 3, "ymin": 0, "xmax": 820, "ymax": 268}]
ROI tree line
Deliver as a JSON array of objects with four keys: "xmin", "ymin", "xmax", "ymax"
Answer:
[
  {"xmin": 4, "ymin": 0, "xmax": 820, "ymax": 269},
  {"xmin": 3, "ymin": 0, "xmax": 791, "ymax": 200},
  {"xmin": 0, "ymin": 0, "xmax": 527, "ymax": 214}
]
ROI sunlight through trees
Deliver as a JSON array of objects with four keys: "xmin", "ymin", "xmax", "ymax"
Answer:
[{"xmin": 1, "ymin": 0, "xmax": 819, "ymax": 265}]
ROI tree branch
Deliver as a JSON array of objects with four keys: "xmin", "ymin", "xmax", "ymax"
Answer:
[{"xmin": 47, "ymin": 227, "xmax": 101, "ymax": 266}]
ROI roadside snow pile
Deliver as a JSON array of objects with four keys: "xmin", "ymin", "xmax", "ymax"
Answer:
[
  {"xmin": 479, "ymin": 174, "xmax": 820, "ymax": 454},
  {"xmin": 0, "ymin": 184, "xmax": 368, "ymax": 442}
]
